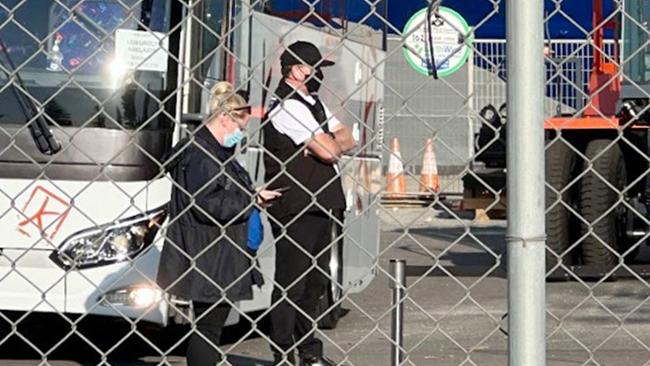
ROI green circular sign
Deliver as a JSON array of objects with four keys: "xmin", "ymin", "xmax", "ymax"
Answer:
[{"xmin": 402, "ymin": 7, "xmax": 472, "ymax": 77}]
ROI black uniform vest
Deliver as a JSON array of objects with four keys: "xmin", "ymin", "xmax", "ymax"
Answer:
[{"xmin": 262, "ymin": 82, "xmax": 346, "ymax": 219}]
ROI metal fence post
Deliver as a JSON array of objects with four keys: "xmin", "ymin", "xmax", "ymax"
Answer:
[
  {"xmin": 506, "ymin": 0, "xmax": 546, "ymax": 365},
  {"xmin": 389, "ymin": 259, "xmax": 406, "ymax": 366}
]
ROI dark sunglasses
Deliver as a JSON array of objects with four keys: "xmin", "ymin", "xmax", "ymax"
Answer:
[{"xmin": 233, "ymin": 105, "xmax": 252, "ymax": 115}]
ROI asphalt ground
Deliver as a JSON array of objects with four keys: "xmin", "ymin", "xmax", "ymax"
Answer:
[{"xmin": 3, "ymin": 207, "xmax": 650, "ymax": 365}]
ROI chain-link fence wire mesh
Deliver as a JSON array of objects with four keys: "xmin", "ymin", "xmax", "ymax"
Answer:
[
  {"xmin": 383, "ymin": 36, "xmax": 468, "ymax": 194},
  {"xmin": 540, "ymin": 1, "xmax": 650, "ymax": 364},
  {"xmin": 0, "ymin": 0, "xmax": 516, "ymax": 365},
  {"xmin": 0, "ymin": 1, "xmax": 395, "ymax": 364},
  {"xmin": 2, "ymin": 0, "xmax": 650, "ymax": 365},
  {"xmin": 472, "ymin": 39, "xmax": 618, "ymax": 119}
]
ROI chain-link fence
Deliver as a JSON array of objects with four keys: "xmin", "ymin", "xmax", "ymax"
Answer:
[
  {"xmin": 472, "ymin": 39, "xmax": 618, "ymax": 118},
  {"xmin": 2, "ymin": 0, "xmax": 650, "ymax": 365}
]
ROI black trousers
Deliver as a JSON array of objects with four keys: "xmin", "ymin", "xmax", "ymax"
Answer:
[
  {"xmin": 187, "ymin": 302, "xmax": 231, "ymax": 366},
  {"xmin": 269, "ymin": 212, "xmax": 333, "ymax": 359}
]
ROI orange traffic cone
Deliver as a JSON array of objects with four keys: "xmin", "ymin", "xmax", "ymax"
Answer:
[
  {"xmin": 385, "ymin": 137, "xmax": 406, "ymax": 197},
  {"xmin": 419, "ymin": 138, "xmax": 439, "ymax": 194}
]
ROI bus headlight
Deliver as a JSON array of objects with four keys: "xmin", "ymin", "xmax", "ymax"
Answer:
[
  {"xmin": 102, "ymin": 286, "xmax": 162, "ymax": 308},
  {"xmin": 51, "ymin": 207, "xmax": 166, "ymax": 270}
]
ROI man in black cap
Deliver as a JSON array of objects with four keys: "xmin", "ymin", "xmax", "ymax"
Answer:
[{"xmin": 262, "ymin": 41, "xmax": 356, "ymax": 366}]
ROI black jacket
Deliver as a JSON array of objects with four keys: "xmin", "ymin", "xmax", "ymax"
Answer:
[{"xmin": 157, "ymin": 127, "xmax": 262, "ymax": 303}]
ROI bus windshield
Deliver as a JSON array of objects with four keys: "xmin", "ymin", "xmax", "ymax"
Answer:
[{"xmin": 0, "ymin": 0, "xmax": 175, "ymax": 130}]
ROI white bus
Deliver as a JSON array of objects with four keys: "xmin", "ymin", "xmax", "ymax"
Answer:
[{"xmin": 0, "ymin": 0, "xmax": 384, "ymax": 328}]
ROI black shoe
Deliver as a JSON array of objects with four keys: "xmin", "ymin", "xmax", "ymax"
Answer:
[
  {"xmin": 299, "ymin": 355, "xmax": 337, "ymax": 366},
  {"xmin": 273, "ymin": 353, "xmax": 295, "ymax": 366}
]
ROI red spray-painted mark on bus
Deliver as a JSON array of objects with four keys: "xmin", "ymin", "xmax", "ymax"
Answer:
[{"xmin": 17, "ymin": 186, "xmax": 71, "ymax": 240}]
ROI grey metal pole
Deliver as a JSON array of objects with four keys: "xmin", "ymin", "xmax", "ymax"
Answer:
[
  {"xmin": 389, "ymin": 259, "xmax": 406, "ymax": 366},
  {"xmin": 506, "ymin": 0, "xmax": 546, "ymax": 364}
]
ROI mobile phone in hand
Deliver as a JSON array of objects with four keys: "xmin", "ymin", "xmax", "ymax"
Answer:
[{"xmin": 273, "ymin": 186, "xmax": 291, "ymax": 193}]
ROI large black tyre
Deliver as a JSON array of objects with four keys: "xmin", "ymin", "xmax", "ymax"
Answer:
[
  {"xmin": 317, "ymin": 222, "xmax": 344, "ymax": 330},
  {"xmin": 545, "ymin": 141, "xmax": 578, "ymax": 268},
  {"xmin": 580, "ymin": 139, "xmax": 627, "ymax": 267}
]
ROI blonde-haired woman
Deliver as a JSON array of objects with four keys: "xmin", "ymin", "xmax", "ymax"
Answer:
[{"xmin": 157, "ymin": 81, "xmax": 281, "ymax": 366}]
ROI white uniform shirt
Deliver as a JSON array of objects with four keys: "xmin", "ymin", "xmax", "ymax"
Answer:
[{"xmin": 268, "ymin": 87, "xmax": 342, "ymax": 145}]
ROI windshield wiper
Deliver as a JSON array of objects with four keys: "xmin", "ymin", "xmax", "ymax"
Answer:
[{"xmin": 0, "ymin": 38, "xmax": 61, "ymax": 155}]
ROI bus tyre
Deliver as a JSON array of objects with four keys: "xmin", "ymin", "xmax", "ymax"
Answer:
[
  {"xmin": 545, "ymin": 140, "xmax": 578, "ymax": 270},
  {"xmin": 317, "ymin": 227, "xmax": 344, "ymax": 330},
  {"xmin": 580, "ymin": 139, "xmax": 627, "ymax": 267}
]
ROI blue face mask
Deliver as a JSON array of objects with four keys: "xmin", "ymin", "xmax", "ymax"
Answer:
[{"xmin": 223, "ymin": 128, "xmax": 244, "ymax": 148}]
